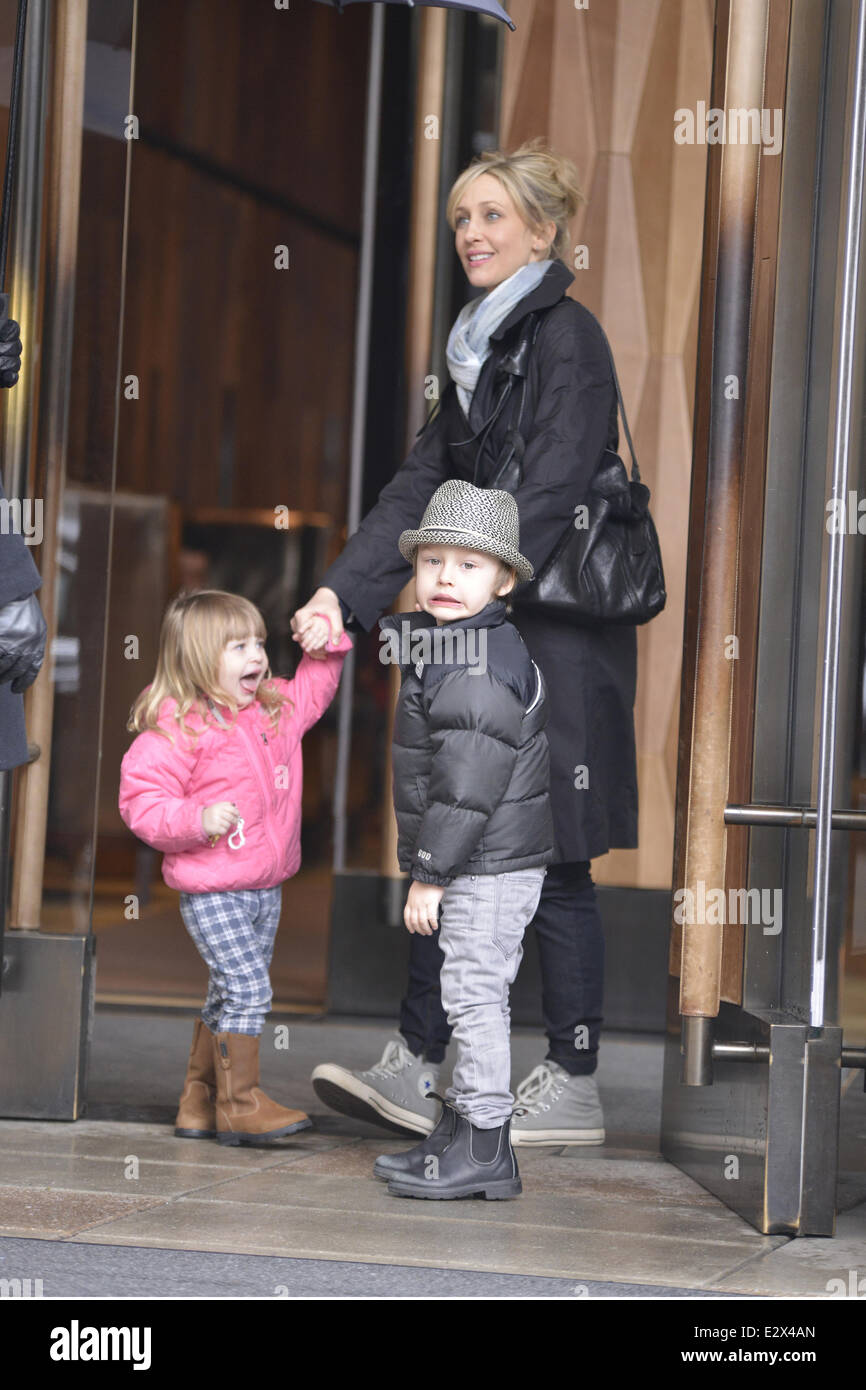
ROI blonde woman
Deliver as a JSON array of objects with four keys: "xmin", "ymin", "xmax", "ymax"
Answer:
[{"xmin": 295, "ymin": 139, "xmax": 638, "ymax": 1146}]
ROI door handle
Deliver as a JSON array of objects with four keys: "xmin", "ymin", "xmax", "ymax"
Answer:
[{"xmin": 725, "ymin": 803, "xmax": 866, "ymax": 829}]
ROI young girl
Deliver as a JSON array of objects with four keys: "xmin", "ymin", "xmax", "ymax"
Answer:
[{"xmin": 118, "ymin": 589, "xmax": 352, "ymax": 1145}]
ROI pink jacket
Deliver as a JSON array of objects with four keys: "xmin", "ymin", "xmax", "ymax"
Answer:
[{"xmin": 118, "ymin": 630, "xmax": 353, "ymax": 893}]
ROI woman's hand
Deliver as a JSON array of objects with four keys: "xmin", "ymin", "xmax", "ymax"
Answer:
[
  {"xmin": 404, "ymin": 880, "xmax": 444, "ymax": 935},
  {"xmin": 292, "ymin": 587, "xmax": 343, "ymax": 656},
  {"xmin": 202, "ymin": 801, "xmax": 238, "ymax": 839}
]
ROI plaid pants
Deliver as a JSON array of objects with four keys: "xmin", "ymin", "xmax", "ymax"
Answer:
[{"xmin": 178, "ymin": 887, "xmax": 282, "ymax": 1036}]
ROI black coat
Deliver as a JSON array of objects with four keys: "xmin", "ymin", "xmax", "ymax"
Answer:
[
  {"xmin": 0, "ymin": 476, "xmax": 42, "ymax": 771},
  {"xmin": 322, "ymin": 258, "xmax": 638, "ymax": 861},
  {"xmin": 380, "ymin": 598, "xmax": 554, "ymax": 886}
]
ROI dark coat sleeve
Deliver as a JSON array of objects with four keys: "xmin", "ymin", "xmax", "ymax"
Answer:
[
  {"xmin": 512, "ymin": 303, "xmax": 618, "ymax": 578},
  {"xmin": 318, "ymin": 399, "xmax": 452, "ymax": 633},
  {"xmin": 410, "ymin": 667, "xmax": 523, "ymax": 887}
]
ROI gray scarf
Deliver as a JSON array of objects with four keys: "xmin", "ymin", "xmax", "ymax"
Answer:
[{"xmin": 446, "ymin": 258, "xmax": 552, "ymax": 418}]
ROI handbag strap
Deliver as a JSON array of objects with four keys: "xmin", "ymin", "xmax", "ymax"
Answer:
[
  {"xmin": 595, "ymin": 323, "xmax": 641, "ymax": 484},
  {"xmin": 508, "ymin": 309, "xmax": 642, "ymax": 486}
]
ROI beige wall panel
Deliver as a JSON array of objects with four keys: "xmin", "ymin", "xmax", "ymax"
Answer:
[
  {"xmin": 500, "ymin": 0, "xmax": 538, "ymax": 139},
  {"xmin": 633, "ymin": 357, "xmax": 692, "ymax": 753},
  {"xmin": 665, "ymin": 0, "xmax": 716, "ymax": 354},
  {"xmin": 597, "ymin": 752, "xmax": 676, "ymax": 888},
  {"xmin": 583, "ymin": 0, "xmax": 618, "ymax": 150},
  {"xmin": 613, "ymin": 0, "xmax": 664, "ymax": 152},
  {"xmin": 631, "ymin": 2, "xmax": 679, "ymax": 357},
  {"xmin": 502, "ymin": 0, "xmax": 554, "ymax": 143},
  {"xmin": 572, "ymin": 152, "xmax": 607, "ymax": 317},
  {"xmin": 548, "ymin": 5, "xmax": 597, "ymax": 199},
  {"xmin": 600, "ymin": 155, "xmax": 650, "ymax": 412},
  {"xmin": 681, "ymin": 252, "xmax": 702, "ymax": 430},
  {"xmin": 664, "ymin": 661, "xmax": 681, "ymax": 817}
]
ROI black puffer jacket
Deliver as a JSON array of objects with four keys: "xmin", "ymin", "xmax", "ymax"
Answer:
[{"xmin": 379, "ymin": 598, "xmax": 554, "ymax": 887}]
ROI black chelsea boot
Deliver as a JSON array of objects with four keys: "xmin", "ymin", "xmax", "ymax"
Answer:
[
  {"xmin": 373, "ymin": 1094, "xmax": 456, "ymax": 1180},
  {"xmin": 386, "ymin": 1104, "xmax": 521, "ymax": 1200}
]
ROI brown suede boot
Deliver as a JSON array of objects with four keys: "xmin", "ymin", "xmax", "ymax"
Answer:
[
  {"xmin": 174, "ymin": 1019, "xmax": 217, "ymax": 1138},
  {"xmin": 213, "ymin": 1031, "xmax": 312, "ymax": 1146}
]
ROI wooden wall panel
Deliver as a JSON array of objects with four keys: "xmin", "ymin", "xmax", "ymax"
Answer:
[
  {"xmin": 116, "ymin": 0, "xmax": 370, "ymax": 519},
  {"xmin": 501, "ymin": 0, "xmax": 713, "ymax": 889}
]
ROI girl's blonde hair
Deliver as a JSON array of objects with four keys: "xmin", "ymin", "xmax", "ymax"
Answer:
[
  {"xmin": 127, "ymin": 589, "xmax": 291, "ymax": 742},
  {"xmin": 445, "ymin": 137, "xmax": 585, "ymax": 265}
]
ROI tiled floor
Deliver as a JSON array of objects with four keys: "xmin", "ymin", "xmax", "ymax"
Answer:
[{"xmin": 0, "ymin": 1011, "xmax": 863, "ymax": 1297}]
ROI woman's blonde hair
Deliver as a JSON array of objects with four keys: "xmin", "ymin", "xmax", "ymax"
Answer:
[
  {"xmin": 445, "ymin": 137, "xmax": 584, "ymax": 265},
  {"xmin": 127, "ymin": 589, "xmax": 291, "ymax": 742}
]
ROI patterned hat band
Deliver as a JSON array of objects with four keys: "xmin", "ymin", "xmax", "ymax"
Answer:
[{"xmin": 398, "ymin": 480, "xmax": 534, "ymax": 583}]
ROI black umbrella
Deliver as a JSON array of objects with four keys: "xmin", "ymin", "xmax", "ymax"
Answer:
[{"xmin": 316, "ymin": 0, "xmax": 516, "ymax": 31}]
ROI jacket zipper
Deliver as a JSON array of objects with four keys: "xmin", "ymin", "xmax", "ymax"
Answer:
[
  {"xmin": 239, "ymin": 715, "xmax": 281, "ymax": 879},
  {"xmin": 526, "ymin": 661, "xmax": 543, "ymax": 714}
]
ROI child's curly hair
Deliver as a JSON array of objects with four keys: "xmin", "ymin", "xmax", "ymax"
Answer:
[{"xmin": 127, "ymin": 589, "xmax": 291, "ymax": 742}]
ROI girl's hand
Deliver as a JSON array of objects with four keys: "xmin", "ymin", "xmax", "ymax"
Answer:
[
  {"xmin": 295, "ymin": 612, "xmax": 331, "ymax": 658},
  {"xmin": 404, "ymin": 880, "xmax": 444, "ymax": 935},
  {"xmin": 292, "ymin": 587, "xmax": 343, "ymax": 654},
  {"xmin": 202, "ymin": 801, "xmax": 239, "ymax": 838}
]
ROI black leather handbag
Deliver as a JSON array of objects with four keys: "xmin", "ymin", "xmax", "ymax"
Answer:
[{"xmin": 485, "ymin": 310, "xmax": 666, "ymax": 627}]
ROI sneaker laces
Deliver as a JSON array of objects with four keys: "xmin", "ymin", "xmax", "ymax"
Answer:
[
  {"xmin": 513, "ymin": 1062, "xmax": 565, "ymax": 1115},
  {"xmin": 364, "ymin": 1037, "xmax": 415, "ymax": 1079}
]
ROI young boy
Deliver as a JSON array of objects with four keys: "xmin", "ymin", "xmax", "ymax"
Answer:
[{"xmin": 374, "ymin": 479, "xmax": 554, "ymax": 1200}]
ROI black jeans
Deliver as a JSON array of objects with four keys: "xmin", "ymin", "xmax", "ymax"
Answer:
[{"xmin": 398, "ymin": 861, "xmax": 604, "ymax": 1076}]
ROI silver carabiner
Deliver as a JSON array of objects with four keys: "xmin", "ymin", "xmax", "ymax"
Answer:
[{"xmin": 227, "ymin": 817, "xmax": 246, "ymax": 850}]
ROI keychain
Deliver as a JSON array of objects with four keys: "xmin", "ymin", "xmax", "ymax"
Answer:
[{"xmin": 209, "ymin": 808, "xmax": 246, "ymax": 850}]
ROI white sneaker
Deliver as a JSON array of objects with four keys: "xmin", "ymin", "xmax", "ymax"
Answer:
[
  {"xmin": 311, "ymin": 1035, "xmax": 441, "ymax": 1136},
  {"xmin": 511, "ymin": 1061, "xmax": 605, "ymax": 1146}
]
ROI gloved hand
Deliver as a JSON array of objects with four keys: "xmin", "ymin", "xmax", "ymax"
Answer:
[
  {"xmin": 0, "ymin": 313, "xmax": 22, "ymax": 387},
  {"xmin": 0, "ymin": 292, "xmax": 22, "ymax": 387},
  {"xmin": 0, "ymin": 593, "xmax": 47, "ymax": 692}
]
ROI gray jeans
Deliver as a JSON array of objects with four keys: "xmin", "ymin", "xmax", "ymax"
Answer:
[{"xmin": 438, "ymin": 866, "xmax": 547, "ymax": 1128}]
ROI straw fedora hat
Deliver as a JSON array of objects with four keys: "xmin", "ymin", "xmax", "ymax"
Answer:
[{"xmin": 398, "ymin": 480, "xmax": 533, "ymax": 582}]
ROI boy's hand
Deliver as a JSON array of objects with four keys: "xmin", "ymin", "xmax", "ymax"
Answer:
[
  {"xmin": 202, "ymin": 801, "xmax": 239, "ymax": 838},
  {"xmin": 404, "ymin": 879, "xmax": 444, "ymax": 935}
]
